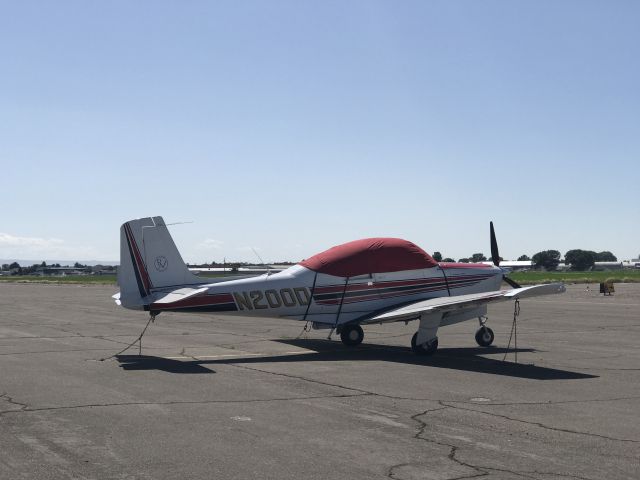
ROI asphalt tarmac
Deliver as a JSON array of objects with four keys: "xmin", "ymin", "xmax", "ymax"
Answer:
[{"xmin": 1, "ymin": 282, "xmax": 638, "ymax": 479}]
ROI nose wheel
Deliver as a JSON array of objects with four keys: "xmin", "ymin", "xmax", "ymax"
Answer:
[{"xmin": 475, "ymin": 326, "xmax": 494, "ymax": 347}]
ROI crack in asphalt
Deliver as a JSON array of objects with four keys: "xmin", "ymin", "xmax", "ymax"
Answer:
[
  {"xmin": 0, "ymin": 393, "xmax": 28, "ymax": 414},
  {"xmin": 0, "ymin": 329, "xmax": 154, "ymax": 352},
  {"xmin": 228, "ymin": 362, "xmax": 378, "ymax": 396},
  {"xmin": 441, "ymin": 401, "xmax": 639, "ymax": 444},
  {"xmin": 389, "ymin": 406, "xmax": 604, "ymax": 480},
  {"xmin": 509, "ymin": 470, "xmax": 596, "ymax": 480},
  {"xmin": 0, "ymin": 334, "xmax": 85, "ymax": 340},
  {"xmin": 0, "ymin": 392, "xmax": 370, "ymax": 419},
  {"xmin": 387, "ymin": 406, "xmax": 488, "ymax": 480},
  {"xmin": 47, "ymin": 326, "xmax": 143, "ymax": 349},
  {"xmin": 454, "ymin": 395, "xmax": 640, "ymax": 406},
  {"xmin": 478, "ymin": 466, "xmax": 599, "ymax": 480},
  {"xmin": 226, "ymin": 362, "xmax": 441, "ymax": 402},
  {"xmin": 0, "ymin": 347, "xmax": 164, "ymax": 357}
]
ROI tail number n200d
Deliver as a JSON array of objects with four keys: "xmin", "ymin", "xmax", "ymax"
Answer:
[{"xmin": 233, "ymin": 288, "xmax": 310, "ymax": 310}]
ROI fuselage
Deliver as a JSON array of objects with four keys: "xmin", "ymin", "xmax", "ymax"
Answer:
[{"xmin": 147, "ymin": 262, "xmax": 503, "ymax": 327}]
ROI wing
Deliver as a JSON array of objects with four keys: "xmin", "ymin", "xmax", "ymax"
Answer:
[{"xmin": 363, "ymin": 283, "xmax": 566, "ymax": 324}]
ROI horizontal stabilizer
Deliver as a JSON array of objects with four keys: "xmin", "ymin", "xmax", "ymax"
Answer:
[{"xmin": 151, "ymin": 287, "xmax": 210, "ymax": 305}]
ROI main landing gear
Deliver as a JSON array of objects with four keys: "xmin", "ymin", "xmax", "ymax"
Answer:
[
  {"xmin": 339, "ymin": 324, "xmax": 364, "ymax": 346},
  {"xmin": 475, "ymin": 316, "xmax": 494, "ymax": 347},
  {"xmin": 411, "ymin": 333, "xmax": 438, "ymax": 355}
]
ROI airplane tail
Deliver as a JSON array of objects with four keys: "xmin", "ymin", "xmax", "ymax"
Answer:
[{"xmin": 117, "ymin": 216, "xmax": 203, "ymax": 309}]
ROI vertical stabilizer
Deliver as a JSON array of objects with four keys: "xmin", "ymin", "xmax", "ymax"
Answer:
[{"xmin": 117, "ymin": 216, "xmax": 203, "ymax": 308}]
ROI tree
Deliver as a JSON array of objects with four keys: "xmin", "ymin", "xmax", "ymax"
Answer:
[
  {"xmin": 565, "ymin": 249, "xmax": 597, "ymax": 271},
  {"xmin": 470, "ymin": 253, "xmax": 487, "ymax": 263},
  {"xmin": 517, "ymin": 255, "xmax": 530, "ymax": 261},
  {"xmin": 432, "ymin": 251, "xmax": 443, "ymax": 262},
  {"xmin": 27, "ymin": 264, "xmax": 39, "ymax": 274},
  {"xmin": 9, "ymin": 262, "xmax": 20, "ymax": 270},
  {"xmin": 458, "ymin": 258, "xmax": 470, "ymax": 263},
  {"xmin": 442, "ymin": 258, "xmax": 455, "ymax": 262},
  {"xmin": 41, "ymin": 261, "xmax": 47, "ymax": 267},
  {"xmin": 532, "ymin": 250, "xmax": 561, "ymax": 271},
  {"xmin": 596, "ymin": 251, "xmax": 617, "ymax": 262},
  {"xmin": 1, "ymin": 264, "xmax": 8, "ymax": 271}
]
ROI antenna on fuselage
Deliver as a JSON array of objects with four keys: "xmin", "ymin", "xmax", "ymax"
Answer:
[{"xmin": 251, "ymin": 247, "xmax": 272, "ymax": 276}]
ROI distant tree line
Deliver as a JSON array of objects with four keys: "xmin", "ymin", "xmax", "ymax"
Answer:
[
  {"xmin": 530, "ymin": 250, "xmax": 617, "ymax": 271},
  {"xmin": 432, "ymin": 250, "xmax": 618, "ymax": 271},
  {"xmin": 1, "ymin": 262, "xmax": 116, "ymax": 275}
]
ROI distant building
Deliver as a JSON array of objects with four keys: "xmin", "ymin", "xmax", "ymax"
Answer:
[
  {"xmin": 34, "ymin": 267, "xmax": 89, "ymax": 276},
  {"xmin": 593, "ymin": 262, "xmax": 624, "ymax": 271},
  {"xmin": 481, "ymin": 260, "xmax": 533, "ymax": 271}
]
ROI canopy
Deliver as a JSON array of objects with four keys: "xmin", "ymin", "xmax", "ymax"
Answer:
[{"xmin": 299, "ymin": 238, "xmax": 437, "ymax": 278}]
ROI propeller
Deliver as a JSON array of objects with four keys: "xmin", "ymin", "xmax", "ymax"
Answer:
[{"xmin": 490, "ymin": 221, "xmax": 521, "ymax": 289}]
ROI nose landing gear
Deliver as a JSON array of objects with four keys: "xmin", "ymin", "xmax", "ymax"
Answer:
[{"xmin": 475, "ymin": 316, "xmax": 494, "ymax": 347}]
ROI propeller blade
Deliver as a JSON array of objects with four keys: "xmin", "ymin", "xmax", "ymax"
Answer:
[
  {"xmin": 503, "ymin": 275, "xmax": 521, "ymax": 289},
  {"xmin": 489, "ymin": 221, "xmax": 521, "ymax": 288},
  {"xmin": 490, "ymin": 221, "xmax": 500, "ymax": 266}
]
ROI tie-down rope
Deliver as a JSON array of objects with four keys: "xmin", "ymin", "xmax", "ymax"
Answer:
[{"xmin": 502, "ymin": 299, "xmax": 520, "ymax": 363}]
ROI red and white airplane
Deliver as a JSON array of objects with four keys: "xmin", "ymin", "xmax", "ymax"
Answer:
[{"xmin": 114, "ymin": 217, "xmax": 565, "ymax": 355}]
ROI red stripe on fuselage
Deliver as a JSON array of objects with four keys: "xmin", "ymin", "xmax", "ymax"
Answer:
[
  {"xmin": 316, "ymin": 284, "xmax": 451, "ymax": 305},
  {"xmin": 150, "ymin": 293, "xmax": 234, "ymax": 311}
]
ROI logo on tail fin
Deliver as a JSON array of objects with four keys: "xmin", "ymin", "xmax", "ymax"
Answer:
[{"xmin": 154, "ymin": 256, "xmax": 168, "ymax": 272}]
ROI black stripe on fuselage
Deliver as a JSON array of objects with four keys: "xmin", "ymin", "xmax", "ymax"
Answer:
[
  {"xmin": 124, "ymin": 225, "xmax": 148, "ymax": 299},
  {"xmin": 158, "ymin": 303, "xmax": 239, "ymax": 313}
]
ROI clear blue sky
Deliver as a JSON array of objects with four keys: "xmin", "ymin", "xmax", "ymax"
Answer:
[{"xmin": 2, "ymin": 1, "xmax": 639, "ymax": 264}]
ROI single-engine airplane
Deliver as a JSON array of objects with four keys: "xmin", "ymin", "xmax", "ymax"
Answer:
[{"xmin": 114, "ymin": 217, "xmax": 565, "ymax": 355}]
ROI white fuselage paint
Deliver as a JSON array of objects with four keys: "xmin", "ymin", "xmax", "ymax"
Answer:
[{"xmin": 148, "ymin": 263, "xmax": 503, "ymax": 327}]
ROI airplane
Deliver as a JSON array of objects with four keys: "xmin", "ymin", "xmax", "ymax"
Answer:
[{"xmin": 113, "ymin": 216, "xmax": 565, "ymax": 355}]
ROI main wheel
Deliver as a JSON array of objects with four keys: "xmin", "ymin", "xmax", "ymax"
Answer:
[
  {"xmin": 475, "ymin": 326, "xmax": 494, "ymax": 347},
  {"xmin": 411, "ymin": 332, "xmax": 438, "ymax": 356},
  {"xmin": 340, "ymin": 324, "xmax": 364, "ymax": 346}
]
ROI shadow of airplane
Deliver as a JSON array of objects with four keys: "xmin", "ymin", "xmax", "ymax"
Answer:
[
  {"xmin": 117, "ymin": 338, "xmax": 597, "ymax": 380},
  {"xmin": 117, "ymin": 355, "xmax": 215, "ymax": 374}
]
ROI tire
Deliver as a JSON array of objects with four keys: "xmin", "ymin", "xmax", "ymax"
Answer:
[
  {"xmin": 475, "ymin": 326, "xmax": 494, "ymax": 347},
  {"xmin": 340, "ymin": 324, "xmax": 364, "ymax": 346},
  {"xmin": 411, "ymin": 332, "xmax": 438, "ymax": 355}
]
